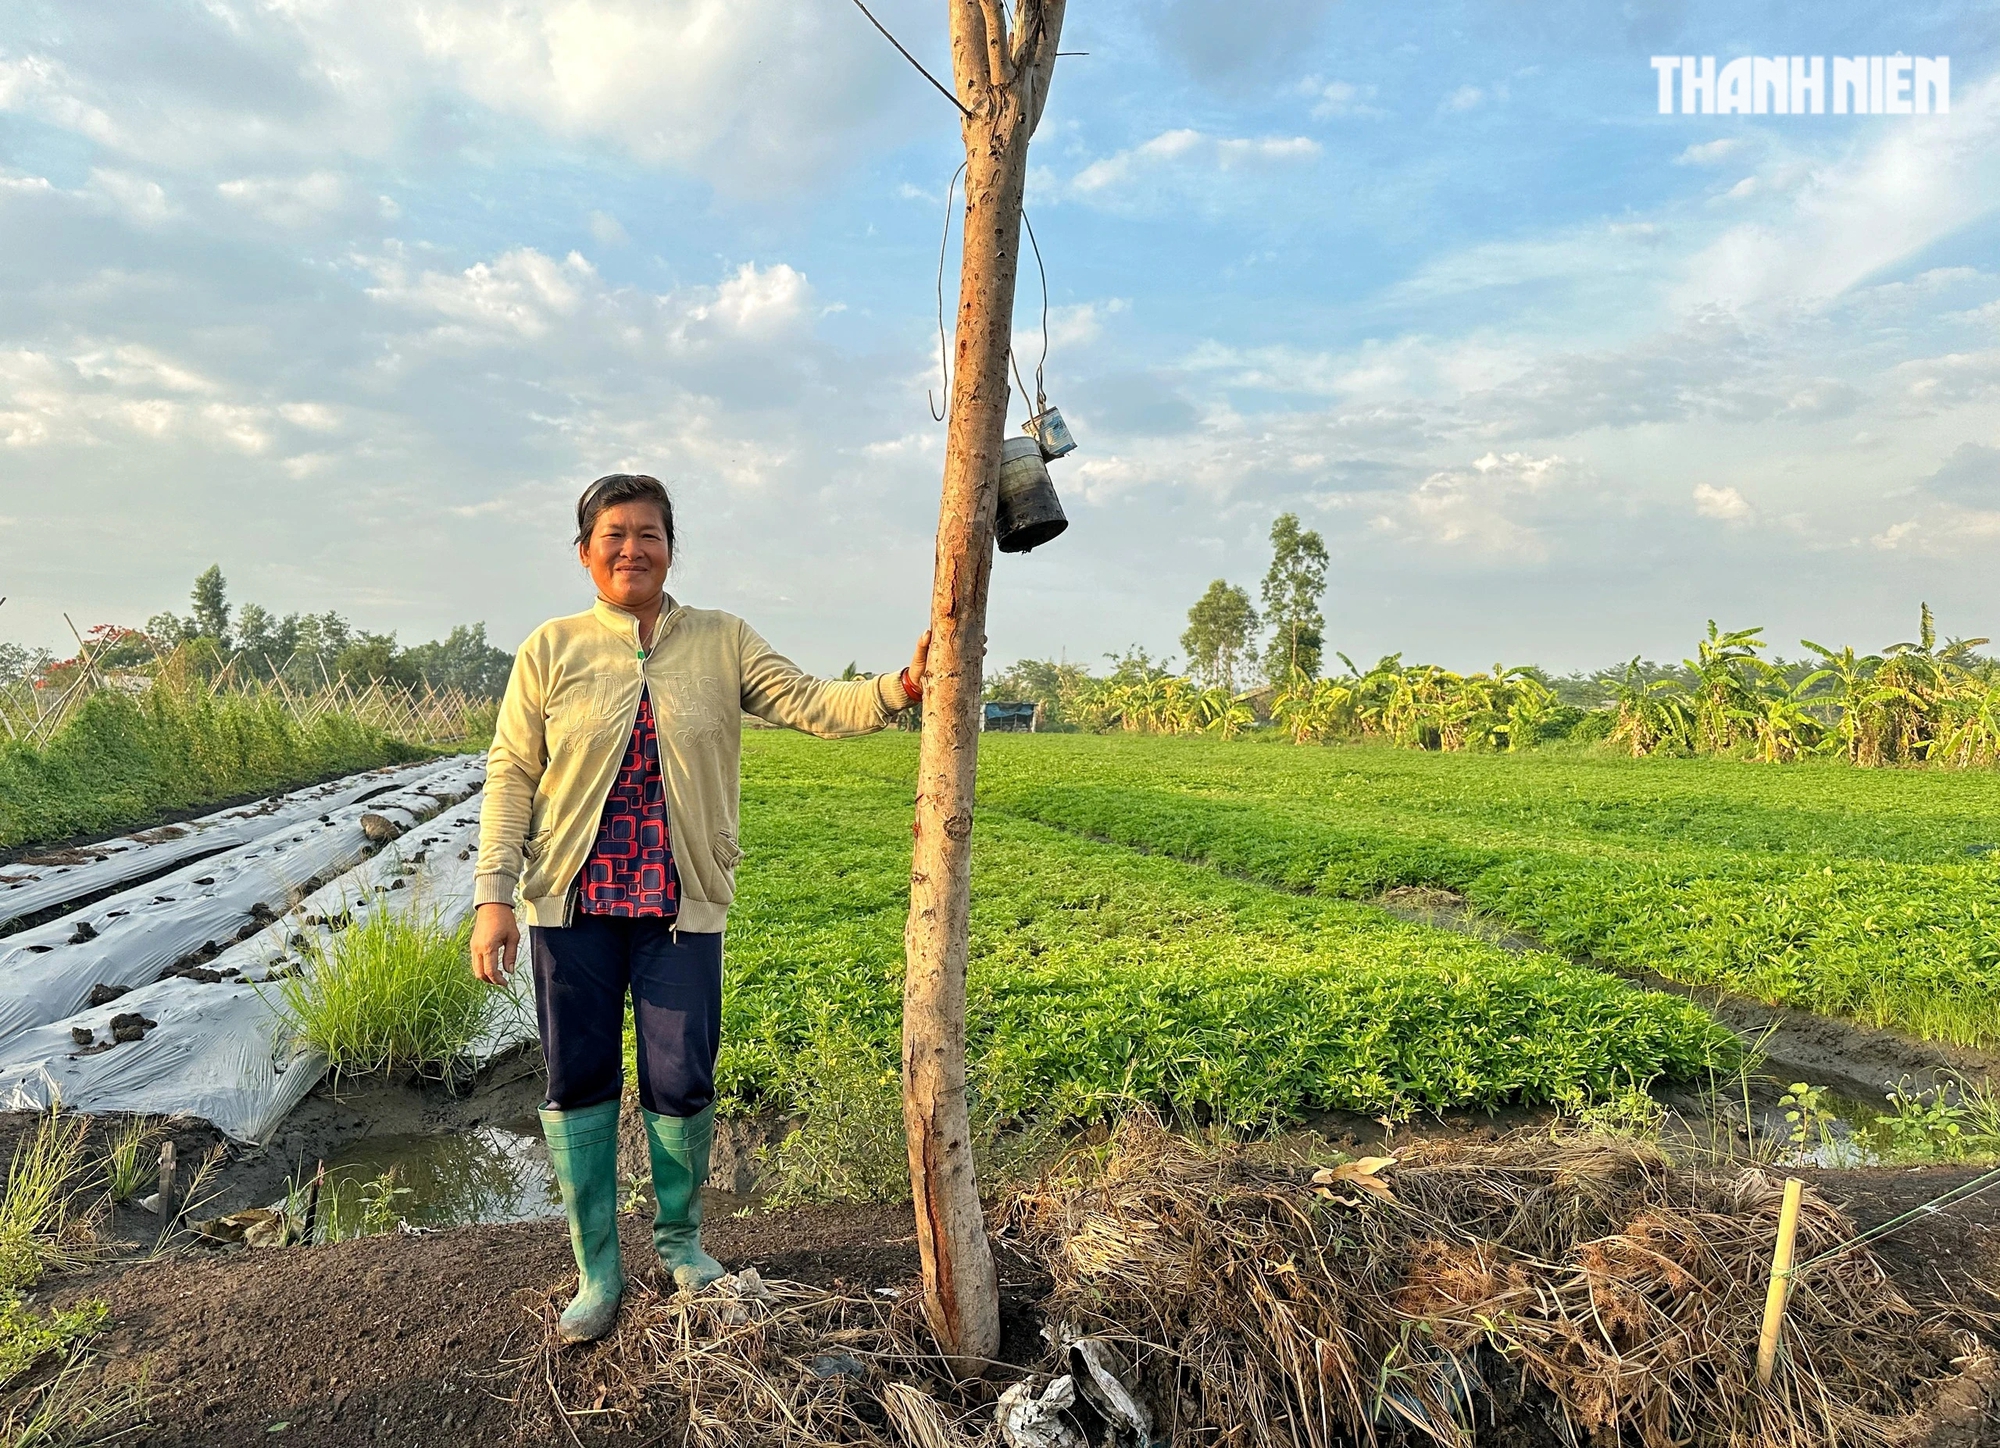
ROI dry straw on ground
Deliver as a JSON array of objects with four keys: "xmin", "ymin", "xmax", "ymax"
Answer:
[
  {"xmin": 1000, "ymin": 1118, "xmax": 1963, "ymax": 1448},
  {"xmin": 530, "ymin": 1268, "xmax": 989, "ymax": 1448}
]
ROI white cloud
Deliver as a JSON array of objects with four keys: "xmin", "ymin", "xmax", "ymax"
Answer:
[
  {"xmin": 87, "ymin": 168, "xmax": 175, "ymax": 225},
  {"xmin": 366, "ymin": 247, "xmax": 597, "ymax": 340},
  {"xmin": 1042, "ymin": 299, "xmax": 1129, "ymax": 350},
  {"xmin": 1676, "ymin": 73, "xmax": 2000, "ymax": 309},
  {"xmin": 278, "ymin": 402, "xmax": 342, "ymax": 432},
  {"xmin": 1674, "ymin": 138, "xmax": 1743, "ymax": 167},
  {"xmin": 1441, "ymin": 85, "xmax": 1484, "ymax": 112},
  {"xmin": 0, "ymin": 2, "xmax": 925, "ymax": 196},
  {"xmin": 1381, "ymin": 451, "xmax": 1586, "ymax": 559},
  {"xmin": 586, "ymin": 210, "xmax": 628, "ymax": 246},
  {"xmin": 1303, "ymin": 78, "xmax": 1383, "ymax": 119},
  {"xmin": 1069, "ymin": 129, "xmax": 1321, "ymax": 199},
  {"xmin": 216, "ymin": 172, "xmax": 348, "ymax": 227},
  {"xmin": 696, "ymin": 262, "xmax": 810, "ymax": 338},
  {"xmin": 398, "ymin": 0, "xmax": 918, "ymax": 194},
  {"xmin": 1693, "ymin": 482, "xmax": 1752, "ymax": 521},
  {"xmin": 71, "ymin": 343, "xmax": 217, "ymax": 395}
]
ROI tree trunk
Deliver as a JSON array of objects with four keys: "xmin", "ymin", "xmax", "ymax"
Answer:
[{"xmin": 903, "ymin": 0, "xmax": 1064, "ymax": 1372}]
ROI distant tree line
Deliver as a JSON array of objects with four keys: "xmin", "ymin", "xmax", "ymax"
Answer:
[
  {"xmin": 1, "ymin": 566, "xmax": 514, "ymax": 699},
  {"xmin": 983, "ymin": 516, "xmax": 1999, "ymax": 766}
]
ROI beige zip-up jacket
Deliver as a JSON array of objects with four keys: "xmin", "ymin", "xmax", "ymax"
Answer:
[{"xmin": 474, "ymin": 595, "xmax": 912, "ymax": 932}]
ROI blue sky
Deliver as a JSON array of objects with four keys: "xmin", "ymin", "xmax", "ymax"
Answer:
[{"xmin": 2, "ymin": 0, "xmax": 1996, "ymax": 676}]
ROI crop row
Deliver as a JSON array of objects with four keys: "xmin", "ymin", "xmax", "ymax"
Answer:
[
  {"xmin": 966, "ymin": 734, "xmax": 2000, "ymax": 1048},
  {"xmin": 717, "ymin": 734, "xmax": 1731, "ymax": 1126}
]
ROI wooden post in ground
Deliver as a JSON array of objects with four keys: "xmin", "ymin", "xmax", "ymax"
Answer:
[
  {"xmin": 156, "ymin": 1139, "xmax": 179, "ymax": 1227},
  {"xmin": 1756, "ymin": 1176, "xmax": 1806, "ymax": 1386},
  {"xmin": 902, "ymin": 0, "xmax": 1066, "ymax": 1371}
]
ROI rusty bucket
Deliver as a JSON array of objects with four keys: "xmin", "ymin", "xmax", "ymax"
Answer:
[{"xmin": 996, "ymin": 436, "xmax": 1069, "ymax": 553}]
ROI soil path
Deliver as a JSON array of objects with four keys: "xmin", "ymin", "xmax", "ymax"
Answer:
[{"xmin": 67, "ymin": 1204, "xmax": 935, "ymax": 1447}]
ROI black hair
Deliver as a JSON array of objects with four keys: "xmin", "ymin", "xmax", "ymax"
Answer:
[{"xmin": 576, "ymin": 474, "xmax": 676, "ymax": 554}]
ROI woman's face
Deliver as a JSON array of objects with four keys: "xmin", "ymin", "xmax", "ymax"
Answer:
[{"xmin": 580, "ymin": 500, "xmax": 671, "ymax": 609}]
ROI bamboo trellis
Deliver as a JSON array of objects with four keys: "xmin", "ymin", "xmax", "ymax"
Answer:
[{"xmin": 0, "ymin": 663, "xmax": 492, "ymax": 751}]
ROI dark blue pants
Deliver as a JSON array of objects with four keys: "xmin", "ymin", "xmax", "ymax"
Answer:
[{"xmin": 529, "ymin": 915, "xmax": 722, "ymax": 1117}]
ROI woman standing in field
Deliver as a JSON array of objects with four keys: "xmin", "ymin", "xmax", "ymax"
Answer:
[{"xmin": 470, "ymin": 473, "xmax": 927, "ymax": 1343}]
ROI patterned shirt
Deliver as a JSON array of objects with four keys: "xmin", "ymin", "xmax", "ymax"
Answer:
[{"xmin": 578, "ymin": 691, "xmax": 679, "ymax": 917}]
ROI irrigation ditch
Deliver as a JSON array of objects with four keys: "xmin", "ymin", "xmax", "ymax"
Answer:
[
  {"xmin": 7, "ymin": 766, "xmax": 2000, "ymax": 1446},
  {"xmin": 1369, "ymin": 882, "xmax": 2000, "ymax": 1164}
]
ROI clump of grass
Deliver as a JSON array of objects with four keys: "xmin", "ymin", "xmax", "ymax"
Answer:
[
  {"xmin": 273, "ymin": 899, "xmax": 486, "ymax": 1078},
  {"xmin": 0, "ymin": 1111, "xmax": 93, "ymax": 1292},
  {"xmin": 0, "ymin": 1112, "xmax": 139, "ymax": 1442},
  {"xmin": 99, "ymin": 1120, "xmax": 156, "ymax": 1205},
  {"xmin": 1, "ymin": 1347, "xmax": 148, "ymax": 1447}
]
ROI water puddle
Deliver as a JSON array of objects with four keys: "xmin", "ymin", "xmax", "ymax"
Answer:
[
  {"xmin": 303, "ymin": 1116, "xmax": 764, "ymax": 1236},
  {"xmin": 314, "ymin": 1117, "xmax": 560, "ymax": 1236},
  {"xmin": 1739, "ymin": 1083, "xmax": 1895, "ymax": 1168}
]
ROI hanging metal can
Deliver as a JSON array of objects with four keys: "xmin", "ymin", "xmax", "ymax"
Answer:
[
  {"xmin": 1023, "ymin": 406, "xmax": 1076, "ymax": 460},
  {"xmin": 996, "ymin": 436, "xmax": 1069, "ymax": 553}
]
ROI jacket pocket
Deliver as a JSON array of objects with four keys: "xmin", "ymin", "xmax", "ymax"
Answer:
[
  {"xmin": 714, "ymin": 829, "xmax": 743, "ymax": 869},
  {"xmin": 519, "ymin": 828, "xmax": 556, "ymax": 897}
]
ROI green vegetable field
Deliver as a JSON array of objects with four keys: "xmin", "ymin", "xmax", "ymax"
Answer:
[
  {"xmin": 970, "ymin": 734, "xmax": 2000, "ymax": 1048},
  {"xmin": 718, "ymin": 733, "xmax": 1732, "ymax": 1126}
]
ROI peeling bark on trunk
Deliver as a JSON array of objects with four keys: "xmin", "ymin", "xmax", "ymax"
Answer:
[{"xmin": 902, "ymin": 0, "xmax": 1065, "ymax": 1372}]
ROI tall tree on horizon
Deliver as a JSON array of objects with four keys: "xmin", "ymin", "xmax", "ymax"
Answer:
[
  {"xmin": 189, "ymin": 565, "xmax": 231, "ymax": 649},
  {"xmin": 1182, "ymin": 579, "xmax": 1259, "ymax": 692},
  {"xmin": 1260, "ymin": 513, "xmax": 1328, "ymax": 683}
]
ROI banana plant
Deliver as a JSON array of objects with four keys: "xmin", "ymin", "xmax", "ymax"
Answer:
[{"xmin": 1800, "ymin": 641, "xmax": 1880, "ymax": 764}]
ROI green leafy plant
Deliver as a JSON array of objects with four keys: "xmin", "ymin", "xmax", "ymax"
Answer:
[
  {"xmin": 0, "ymin": 1297, "xmax": 106, "ymax": 1386},
  {"xmin": 1867, "ymin": 1077, "xmax": 2000, "ymax": 1163},
  {"xmin": 319, "ymin": 1167, "xmax": 413, "ymax": 1242},
  {"xmin": 1778, "ymin": 1082, "xmax": 1838, "ymax": 1162},
  {"xmin": 1565, "ymin": 1072, "xmax": 1666, "ymax": 1142},
  {"xmin": 758, "ymin": 1015, "xmax": 911, "ymax": 1207}
]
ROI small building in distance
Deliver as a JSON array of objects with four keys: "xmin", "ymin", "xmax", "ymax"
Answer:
[{"xmin": 982, "ymin": 701, "xmax": 1042, "ymax": 732}]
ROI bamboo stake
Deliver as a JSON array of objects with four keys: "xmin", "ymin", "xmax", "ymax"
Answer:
[{"xmin": 1756, "ymin": 1176, "xmax": 1806, "ymax": 1386}]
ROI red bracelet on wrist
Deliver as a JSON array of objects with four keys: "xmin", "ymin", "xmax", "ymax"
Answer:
[{"xmin": 899, "ymin": 667, "xmax": 923, "ymax": 703}]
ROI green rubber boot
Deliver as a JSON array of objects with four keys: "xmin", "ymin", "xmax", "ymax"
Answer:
[
  {"xmin": 539, "ymin": 1100, "xmax": 626, "ymax": 1343},
  {"xmin": 644, "ymin": 1104, "xmax": 726, "ymax": 1291}
]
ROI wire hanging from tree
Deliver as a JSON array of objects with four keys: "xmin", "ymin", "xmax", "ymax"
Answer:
[{"xmin": 929, "ymin": 162, "xmax": 968, "ymax": 422}]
